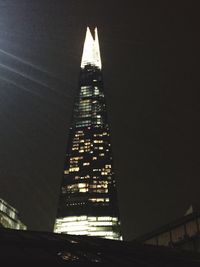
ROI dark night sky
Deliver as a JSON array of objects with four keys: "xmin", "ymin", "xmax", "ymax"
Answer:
[{"xmin": 0, "ymin": 1, "xmax": 199, "ymax": 240}]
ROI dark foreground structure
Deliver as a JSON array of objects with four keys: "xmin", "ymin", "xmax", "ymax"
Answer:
[{"xmin": 0, "ymin": 228, "xmax": 200, "ymax": 266}]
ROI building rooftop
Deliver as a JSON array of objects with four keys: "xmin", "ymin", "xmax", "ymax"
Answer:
[{"xmin": 135, "ymin": 208, "xmax": 200, "ymax": 242}]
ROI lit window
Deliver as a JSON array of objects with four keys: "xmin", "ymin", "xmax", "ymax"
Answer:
[
  {"xmin": 83, "ymin": 162, "xmax": 90, "ymax": 166},
  {"xmin": 79, "ymin": 188, "xmax": 88, "ymax": 193},
  {"xmin": 105, "ymin": 165, "xmax": 111, "ymax": 168},
  {"xmin": 94, "ymin": 140, "xmax": 103, "ymax": 143},
  {"xmin": 89, "ymin": 198, "xmax": 109, "ymax": 203},
  {"xmin": 69, "ymin": 167, "xmax": 80, "ymax": 172},
  {"xmin": 84, "ymin": 142, "xmax": 91, "ymax": 145},
  {"xmin": 78, "ymin": 183, "xmax": 87, "ymax": 188}
]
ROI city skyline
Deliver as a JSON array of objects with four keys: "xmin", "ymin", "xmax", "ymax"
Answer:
[{"xmin": 0, "ymin": 1, "xmax": 198, "ymax": 241}]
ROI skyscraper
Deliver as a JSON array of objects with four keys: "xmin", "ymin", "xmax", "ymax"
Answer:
[{"xmin": 54, "ymin": 27, "xmax": 121, "ymax": 240}]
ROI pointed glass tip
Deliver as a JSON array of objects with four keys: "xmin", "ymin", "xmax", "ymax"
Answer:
[{"xmin": 81, "ymin": 27, "xmax": 102, "ymax": 69}]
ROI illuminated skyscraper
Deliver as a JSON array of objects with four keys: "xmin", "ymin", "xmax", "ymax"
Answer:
[{"xmin": 54, "ymin": 27, "xmax": 121, "ymax": 240}]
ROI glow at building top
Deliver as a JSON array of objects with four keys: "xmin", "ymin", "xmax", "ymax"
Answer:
[{"xmin": 81, "ymin": 27, "xmax": 102, "ymax": 69}]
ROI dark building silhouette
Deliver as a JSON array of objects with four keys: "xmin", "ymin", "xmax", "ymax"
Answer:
[
  {"xmin": 1, "ymin": 228, "xmax": 200, "ymax": 266},
  {"xmin": 135, "ymin": 206, "xmax": 200, "ymax": 252},
  {"xmin": 54, "ymin": 27, "xmax": 121, "ymax": 240}
]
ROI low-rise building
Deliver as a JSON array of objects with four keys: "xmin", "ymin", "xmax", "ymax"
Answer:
[
  {"xmin": 135, "ymin": 206, "xmax": 200, "ymax": 252},
  {"xmin": 0, "ymin": 198, "xmax": 26, "ymax": 230}
]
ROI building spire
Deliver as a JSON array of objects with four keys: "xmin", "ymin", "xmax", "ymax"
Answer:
[{"xmin": 81, "ymin": 27, "xmax": 102, "ymax": 69}]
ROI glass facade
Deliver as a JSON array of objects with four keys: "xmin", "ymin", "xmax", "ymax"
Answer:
[{"xmin": 54, "ymin": 27, "xmax": 121, "ymax": 240}]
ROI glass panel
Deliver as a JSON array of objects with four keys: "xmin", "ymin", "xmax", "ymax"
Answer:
[
  {"xmin": 158, "ymin": 232, "xmax": 170, "ymax": 246},
  {"xmin": 171, "ymin": 225, "xmax": 185, "ymax": 242},
  {"xmin": 186, "ymin": 220, "xmax": 198, "ymax": 237},
  {"xmin": 144, "ymin": 237, "xmax": 157, "ymax": 245}
]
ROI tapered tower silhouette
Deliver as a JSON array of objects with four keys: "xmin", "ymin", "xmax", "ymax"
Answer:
[{"xmin": 54, "ymin": 27, "xmax": 121, "ymax": 240}]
